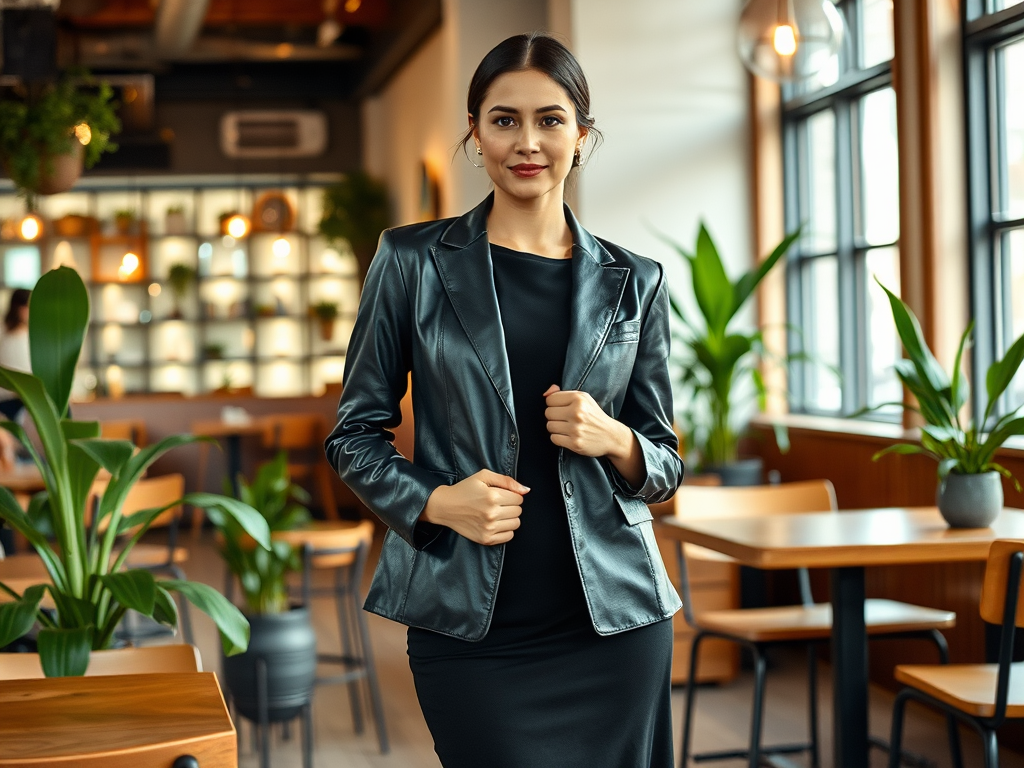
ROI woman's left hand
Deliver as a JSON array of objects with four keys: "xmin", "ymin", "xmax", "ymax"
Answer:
[{"xmin": 543, "ymin": 385, "xmax": 632, "ymax": 459}]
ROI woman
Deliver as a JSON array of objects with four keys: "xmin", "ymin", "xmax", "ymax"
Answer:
[
  {"xmin": 0, "ymin": 289, "xmax": 30, "ymax": 422},
  {"xmin": 326, "ymin": 33, "xmax": 683, "ymax": 767}
]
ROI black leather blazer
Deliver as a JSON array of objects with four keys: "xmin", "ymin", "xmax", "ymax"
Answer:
[{"xmin": 325, "ymin": 194, "xmax": 684, "ymax": 641}]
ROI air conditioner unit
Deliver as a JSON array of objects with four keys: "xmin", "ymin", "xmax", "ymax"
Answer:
[{"xmin": 220, "ymin": 110, "xmax": 328, "ymax": 159}]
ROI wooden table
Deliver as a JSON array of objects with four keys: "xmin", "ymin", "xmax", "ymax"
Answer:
[
  {"xmin": 658, "ymin": 506, "xmax": 1024, "ymax": 768},
  {"xmin": 0, "ymin": 671, "xmax": 236, "ymax": 767}
]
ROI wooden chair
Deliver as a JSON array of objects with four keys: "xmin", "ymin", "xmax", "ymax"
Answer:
[
  {"xmin": 674, "ymin": 480, "xmax": 959, "ymax": 768},
  {"xmin": 99, "ymin": 419, "xmax": 148, "ymax": 447},
  {"xmin": 261, "ymin": 413, "xmax": 338, "ymax": 520},
  {"xmin": 89, "ymin": 474, "xmax": 193, "ymax": 644},
  {"xmin": 887, "ymin": 539, "xmax": 1024, "ymax": 768},
  {"xmin": 0, "ymin": 643, "xmax": 202, "ymax": 680}
]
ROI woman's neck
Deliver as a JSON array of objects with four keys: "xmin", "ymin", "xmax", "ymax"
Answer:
[{"xmin": 486, "ymin": 185, "xmax": 573, "ymax": 260}]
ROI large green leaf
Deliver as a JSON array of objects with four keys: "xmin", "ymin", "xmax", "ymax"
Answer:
[
  {"xmin": 28, "ymin": 266, "xmax": 90, "ymax": 419},
  {"xmin": 986, "ymin": 331, "xmax": 1024, "ymax": 421},
  {"xmin": 876, "ymin": 279, "xmax": 951, "ymax": 402},
  {"xmin": 70, "ymin": 438, "xmax": 135, "ymax": 477},
  {"xmin": 62, "ymin": 422, "xmax": 102, "ymax": 538},
  {"xmin": 38, "ymin": 626, "xmax": 93, "ymax": 677},
  {"xmin": 152, "ymin": 584, "xmax": 179, "ymax": 628},
  {"xmin": 183, "ymin": 493, "xmax": 271, "ymax": 549},
  {"xmin": 0, "ymin": 583, "xmax": 45, "ymax": 648},
  {"xmin": 950, "ymin": 322, "xmax": 974, "ymax": 417},
  {"xmin": 47, "ymin": 587, "xmax": 96, "ymax": 629},
  {"xmin": 690, "ymin": 223, "xmax": 733, "ymax": 339},
  {"xmin": 162, "ymin": 579, "xmax": 250, "ymax": 655},
  {"xmin": 99, "ymin": 570, "xmax": 156, "ymax": 616},
  {"xmin": 0, "ymin": 487, "xmax": 66, "ymax": 591},
  {"xmin": 732, "ymin": 227, "xmax": 800, "ymax": 318}
]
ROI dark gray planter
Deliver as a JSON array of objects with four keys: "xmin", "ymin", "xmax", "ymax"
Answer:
[
  {"xmin": 222, "ymin": 605, "xmax": 317, "ymax": 723},
  {"xmin": 706, "ymin": 457, "xmax": 764, "ymax": 487},
  {"xmin": 936, "ymin": 471, "xmax": 1004, "ymax": 528}
]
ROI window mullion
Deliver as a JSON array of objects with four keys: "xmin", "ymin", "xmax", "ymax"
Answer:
[{"xmin": 835, "ymin": 98, "xmax": 859, "ymax": 414}]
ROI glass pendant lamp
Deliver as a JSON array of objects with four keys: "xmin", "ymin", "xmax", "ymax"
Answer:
[{"xmin": 738, "ymin": 0, "xmax": 845, "ymax": 83}]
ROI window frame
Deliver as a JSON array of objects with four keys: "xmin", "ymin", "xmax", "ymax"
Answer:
[
  {"xmin": 963, "ymin": 0, "xmax": 1024, "ymax": 422},
  {"xmin": 781, "ymin": 0, "xmax": 899, "ymax": 418}
]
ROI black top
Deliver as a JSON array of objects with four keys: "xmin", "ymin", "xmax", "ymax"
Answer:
[{"xmin": 409, "ymin": 243, "xmax": 590, "ymax": 651}]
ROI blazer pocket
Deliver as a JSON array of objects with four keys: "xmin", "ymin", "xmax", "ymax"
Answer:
[
  {"xmin": 606, "ymin": 320, "xmax": 641, "ymax": 344},
  {"xmin": 615, "ymin": 493, "xmax": 654, "ymax": 526}
]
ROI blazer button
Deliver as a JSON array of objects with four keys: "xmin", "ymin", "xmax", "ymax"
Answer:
[{"xmin": 564, "ymin": 481, "xmax": 574, "ymax": 498}]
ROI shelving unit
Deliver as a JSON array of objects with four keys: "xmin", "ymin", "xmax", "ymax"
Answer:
[{"xmin": 0, "ymin": 175, "xmax": 360, "ymax": 399}]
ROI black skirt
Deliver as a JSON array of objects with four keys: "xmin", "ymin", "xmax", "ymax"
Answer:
[{"xmin": 405, "ymin": 246, "xmax": 675, "ymax": 767}]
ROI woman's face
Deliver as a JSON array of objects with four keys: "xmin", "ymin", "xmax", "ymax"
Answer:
[{"xmin": 471, "ymin": 69, "xmax": 587, "ymax": 204}]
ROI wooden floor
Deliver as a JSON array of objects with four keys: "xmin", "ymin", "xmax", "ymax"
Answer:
[{"xmin": 175, "ymin": 531, "xmax": 1024, "ymax": 767}]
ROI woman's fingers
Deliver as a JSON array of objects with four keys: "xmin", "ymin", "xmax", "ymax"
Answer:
[{"xmin": 476, "ymin": 468, "xmax": 530, "ymax": 495}]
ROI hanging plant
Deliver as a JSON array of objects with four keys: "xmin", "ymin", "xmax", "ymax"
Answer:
[{"xmin": 0, "ymin": 71, "xmax": 121, "ymax": 199}]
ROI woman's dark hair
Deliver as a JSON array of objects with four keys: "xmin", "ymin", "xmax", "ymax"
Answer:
[
  {"xmin": 4, "ymin": 289, "xmax": 29, "ymax": 332},
  {"xmin": 460, "ymin": 32, "xmax": 601, "ymax": 167}
]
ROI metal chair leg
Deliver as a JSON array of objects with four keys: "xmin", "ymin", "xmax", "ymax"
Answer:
[
  {"xmin": 887, "ymin": 689, "xmax": 911, "ymax": 768},
  {"xmin": 679, "ymin": 630, "xmax": 707, "ymax": 767},
  {"xmin": 302, "ymin": 703, "xmax": 314, "ymax": 768},
  {"xmin": 353, "ymin": 584, "xmax": 390, "ymax": 754},
  {"xmin": 335, "ymin": 568, "xmax": 365, "ymax": 734},
  {"xmin": 748, "ymin": 648, "xmax": 767, "ymax": 768},
  {"xmin": 257, "ymin": 657, "xmax": 270, "ymax": 768},
  {"xmin": 924, "ymin": 629, "xmax": 964, "ymax": 768},
  {"xmin": 807, "ymin": 644, "xmax": 820, "ymax": 768},
  {"xmin": 982, "ymin": 727, "xmax": 1000, "ymax": 768}
]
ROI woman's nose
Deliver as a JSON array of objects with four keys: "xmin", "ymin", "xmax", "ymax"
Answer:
[{"xmin": 515, "ymin": 126, "xmax": 540, "ymax": 154}]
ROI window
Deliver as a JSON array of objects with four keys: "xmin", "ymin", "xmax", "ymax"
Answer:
[
  {"xmin": 782, "ymin": 0, "xmax": 901, "ymax": 417},
  {"xmin": 964, "ymin": 1, "xmax": 1024, "ymax": 419}
]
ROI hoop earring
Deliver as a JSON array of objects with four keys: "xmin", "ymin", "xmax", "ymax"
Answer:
[{"xmin": 471, "ymin": 146, "xmax": 484, "ymax": 168}]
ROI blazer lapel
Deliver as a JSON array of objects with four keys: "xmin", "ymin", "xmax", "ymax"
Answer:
[
  {"xmin": 430, "ymin": 197, "xmax": 516, "ymax": 423},
  {"xmin": 562, "ymin": 208, "xmax": 628, "ymax": 391}
]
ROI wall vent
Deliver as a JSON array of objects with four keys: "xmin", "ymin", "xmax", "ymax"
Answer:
[{"xmin": 220, "ymin": 110, "xmax": 327, "ymax": 159}]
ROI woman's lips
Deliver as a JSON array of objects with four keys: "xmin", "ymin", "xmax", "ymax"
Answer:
[{"xmin": 509, "ymin": 164, "xmax": 546, "ymax": 178}]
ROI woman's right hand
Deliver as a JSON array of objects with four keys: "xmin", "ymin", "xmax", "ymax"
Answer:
[{"xmin": 421, "ymin": 469, "xmax": 529, "ymax": 545}]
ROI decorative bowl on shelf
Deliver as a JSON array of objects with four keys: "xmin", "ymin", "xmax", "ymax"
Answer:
[{"xmin": 53, "ymin": 214, "xmax": 98, "ymax": 237}]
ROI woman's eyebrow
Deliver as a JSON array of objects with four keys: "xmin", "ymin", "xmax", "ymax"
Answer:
[{"xmin": 486, "ymin": 104, "xmax": 568, "ymax": 114}]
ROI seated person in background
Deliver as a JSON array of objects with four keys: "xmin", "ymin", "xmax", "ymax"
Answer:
[{"xmin": 0, "ymin": 289, "xmax": 30, "ymax": 423}]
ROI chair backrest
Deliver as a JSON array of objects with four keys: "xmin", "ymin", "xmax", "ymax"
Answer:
[
  {"xmin": 673, "ymin": 479, "xmax": 838, "ymax": 520},
  {"xmin": 88, "ymin": 474, "xmax": 185, "ymax": 533},
  {"xmin": 100, "ymin": 419, "xmax": 148, "ymax": 447},
  {"xmin": 0, "ymin": 643, "xmax": 202, "ymax": 680},
  {"xmin": 981, "ymin": 540, "xmax": 1024, "ymax": 627},
  {"xmin": 261, "ymin": 413, "xmax": 326, "ymax": 452}
]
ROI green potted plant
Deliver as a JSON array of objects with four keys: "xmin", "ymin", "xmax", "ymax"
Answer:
[
  {"xmin": 663, "ymin": 223, "xmax": 800, "ymax": 485},
  {"xmin": 113, "ymin": 208, "xmax": 136, "ymax": 234},
  {"xmin": 870, "ymin": 281, "xmax": 1024, "ymax": 527},
  {"xmin": 311, "ymin": 300, "xmax": 339, "ymax": 341},
  {"xmin": 213, "ymin": 452, "xmax": 317, "ymax": 724},
  {"xmin": 0, "ymin": 266, "xmax": 271, "ymax": 677},
  {"xmin": 167, "ymin": 262, "xmax": 196, "ymax": 319},
  {"xmin": 0, "ymin": 72, "xmax": 120, "ymax": 200},
  {"xmin": 319, "ymin": 171, "xmax": 391, "ymax": 285},
  {"xmin": 165, "ymin": 204, "xmax": 188, "ymax": 235}
]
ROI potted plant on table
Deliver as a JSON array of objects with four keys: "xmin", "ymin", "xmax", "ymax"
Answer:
[
  {"xmin": 311, "ymin": 301, "xmax": 339, "ymax": 341},
  {"xmin": 113, "ymin": 208, "xmax": 136, "ymax": 234},
  {"xmin": 870, "ymin": 281, "xmax": 1024, "ymax": 527},
  {"xmin": 0, "ymin": 72, "xmax": 120, "ymax": 200},
  {"xmin": 662, "ymin": 223, "xmax": 800, "ymax": 485},
  {"xmin": 211, "ymin": 452, "xmax": 317, "ymax": 724},
  {"xmin": 0, "ymin": 266, "xmax": 271, "ymax": 676},
  {"xmin": 165, "ymin": 204, "xmax": 188, "ymax": 235}
]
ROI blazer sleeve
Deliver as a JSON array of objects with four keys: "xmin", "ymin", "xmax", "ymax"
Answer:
[
  {"xmin": 324, "ymin": 230, "xmax": 447, "ymax": 549},
  {"xmin": 608, "ymin": 263, "xmax": 684, "ymax": 504}
]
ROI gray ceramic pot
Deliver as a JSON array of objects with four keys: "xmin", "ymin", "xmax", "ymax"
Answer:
[
  {"xmin": 936, "ymin": 471, "xmax": 1003, "ymax": 528},
  {"xmin": 706, "ymin": 457, "xmax": 764, "ymax": 487},
  {"xmin": 222, "ymin": 605, "xmax": 317, "ymax": 723}
]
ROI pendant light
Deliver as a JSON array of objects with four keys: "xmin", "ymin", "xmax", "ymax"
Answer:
[{"xmin": 737, "ymin": 0, "xmax": 845, "ymax": 83}]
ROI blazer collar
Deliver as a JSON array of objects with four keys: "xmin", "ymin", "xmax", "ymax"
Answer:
[{"xmin": 431, "ymin": 194, "xmax": 627, "ymax": 426}]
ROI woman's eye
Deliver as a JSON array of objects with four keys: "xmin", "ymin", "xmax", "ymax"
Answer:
[
  {"xmin": 542, "ymin": 116, "xmax": 563, "ymax": 127},
  {"xmin": 495, "ymin": 116, "xmax": 515, "ymax": 127}
]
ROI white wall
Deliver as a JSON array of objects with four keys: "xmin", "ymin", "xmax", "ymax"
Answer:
[{"xmin": 571, "ymin": 0, "xmax": 752, "ymax": 281}]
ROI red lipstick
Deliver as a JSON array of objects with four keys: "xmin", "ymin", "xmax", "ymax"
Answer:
[{"xmin": 510, "ymin": 163, "xmax": 546, "ymax": 178}]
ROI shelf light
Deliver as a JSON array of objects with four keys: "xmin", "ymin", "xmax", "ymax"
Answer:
[
  {"xmin": 75, "ymin": 122, "xmax": 92, "ymax": 146},
  {"xmin": 272, "ymin": 237, "xmax": 292, "ymax": 261},
  {"xmin": 19, "ymin": 213, "xmax": 43, "ymax": 241},
  {"xmin": 225, "ymin": 214, "xmax": 251, "ymax": 239},
  {"xmin": 119, "ymin": 252, "xmax": 140, "ymax": 280}
]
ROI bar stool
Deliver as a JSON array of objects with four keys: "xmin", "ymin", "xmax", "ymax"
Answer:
[{"xmin": 275, "ymin": 520, "xmax": 389, "ymax": 754}]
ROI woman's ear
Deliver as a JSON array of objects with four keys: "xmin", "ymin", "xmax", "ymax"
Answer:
[{"xmin": 468, "ymin": 114, "xmax": 479, "ymax": 145}]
